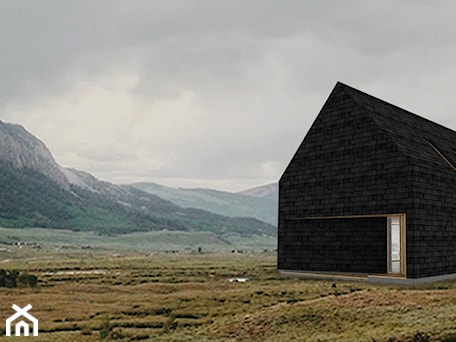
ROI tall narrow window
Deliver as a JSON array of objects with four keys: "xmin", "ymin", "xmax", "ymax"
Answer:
[{"xmin": 388, "ymin": 217, "xmax": 401, "ymax": 273}]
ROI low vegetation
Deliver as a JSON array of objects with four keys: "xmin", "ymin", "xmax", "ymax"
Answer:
[
  {"xmin": 0, "ymin": 269, "xmax": 38, "ymax": 288},
  {"xmin": 1, "ymin": 247, "xmax": 456, "ymax": 341}
]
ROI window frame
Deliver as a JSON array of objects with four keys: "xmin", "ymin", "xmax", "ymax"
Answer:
[{"xmin": 387, "ymin": 214, "xmax": 406, "ymax": 276}]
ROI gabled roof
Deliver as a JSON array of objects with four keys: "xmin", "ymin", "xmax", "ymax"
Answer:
[{"xmin": 335, "ymin": 82, "xmax": 456, "ymax": 174}]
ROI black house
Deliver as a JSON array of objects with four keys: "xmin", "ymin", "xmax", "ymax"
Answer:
[{"xmin": 278, "ymin": 82, "xmax": 456, "ymax": 281}]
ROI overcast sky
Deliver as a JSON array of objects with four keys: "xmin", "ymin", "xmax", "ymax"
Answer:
[{"xmin": 1, "ymin": 1, "xmax": 456, "ymax": 191}]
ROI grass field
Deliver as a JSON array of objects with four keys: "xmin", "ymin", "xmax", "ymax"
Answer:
[
  {"xmin": 0, "ymin": 227, "xmax": 276, "ymax": 253},
  {"xmin": 1, "ymin": 241, "xmax": 456, "ymax": 341}
]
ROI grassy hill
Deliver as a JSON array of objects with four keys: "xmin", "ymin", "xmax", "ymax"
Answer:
[
  {"xmin": 132, "ymin": 182, "xmax": 278, "ymax": 225},
  {"xmin": 0, "ymin": 161, "xmax": 276, "ymax": 236}
]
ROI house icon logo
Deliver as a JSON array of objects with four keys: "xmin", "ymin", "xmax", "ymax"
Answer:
[{"xmin": 5, "ymin": 304, "xmax": 38, "ymax": 336}]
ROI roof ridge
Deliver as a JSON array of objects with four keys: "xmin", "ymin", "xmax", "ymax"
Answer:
[
  {"xmin": 334, "ymin": 83, "xmax": 417, "ymax": 168},
  {"xmin": 335, "ymin": 81, "xmax": 456, "ymax": 136},
  {"xmin": 334, "ymin": 82, "xmax": 456, "ymax": 174}
]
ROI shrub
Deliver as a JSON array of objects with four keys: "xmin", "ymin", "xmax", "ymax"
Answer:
[
  {"xmin": 412, "ymin": 332, "xmax": 430, "ymax": 342},
  {"xmin": 98, "ymin": 316, "xmax": 112, "ymax": 341},
  {"xmin": 0, "ymin": 269, "xmax": 38, "ymax": 288}
]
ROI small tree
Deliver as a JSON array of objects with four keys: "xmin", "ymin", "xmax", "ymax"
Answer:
[
  {"xmin": 0, "ymin": 269, "xmax": 6, "ymax": 287},
  {"xmin": 6, "ymin": 269, "xmax": 19, "ymax": 288},
  {"xmin": 0, "ymin": 269, "xmax": 39, "ymax": 288}
]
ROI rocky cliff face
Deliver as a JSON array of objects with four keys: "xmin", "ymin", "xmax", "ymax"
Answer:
[{"xmin": 0, "ymin": 120, "xmax": 69, "ymax": 189}]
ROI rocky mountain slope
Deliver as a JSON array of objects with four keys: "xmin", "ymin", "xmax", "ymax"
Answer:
[
  {"xmin": 0, "ymin": 121, "xmax": 68, "ymax": 189},
  {"xmin": 132, "ymin": 182, "xmax": 278, "ymax": 225},
  {"xmin": 0, "ymin": 120, "xmax": 276, "ymax": 236}
]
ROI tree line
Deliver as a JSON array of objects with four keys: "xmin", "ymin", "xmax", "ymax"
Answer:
[{"xmin": 0, "ymin": 269, "xmax": 38, "ymax": 288}]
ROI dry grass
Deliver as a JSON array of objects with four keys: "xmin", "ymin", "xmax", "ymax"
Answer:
[{"xmin": 0, "ymin": 250, "xmax": 456, "ymax": 341}]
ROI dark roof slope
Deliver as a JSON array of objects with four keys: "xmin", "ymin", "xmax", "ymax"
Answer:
[{"xmin": 336, "ymin": 82, "xmax": 456, "ymax": 174}]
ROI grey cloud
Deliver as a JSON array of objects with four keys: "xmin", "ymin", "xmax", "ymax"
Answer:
[
  {"xmin": 1, "ymin": 1, "xmax": 456, "ymax": 190},
  {"xmin": 3, "ymin": 1, "xmax": 453, "ymax": 102}
]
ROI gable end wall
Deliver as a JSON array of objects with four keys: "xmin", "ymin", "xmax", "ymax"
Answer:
[{"xmin": 278, "ymin": 87, "xmax": 414, "ymax": 275}]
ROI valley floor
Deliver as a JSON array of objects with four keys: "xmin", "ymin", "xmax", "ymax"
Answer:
[{"xmin": 0, "ymin": 246, "xmax": 456, "ymax": 341}]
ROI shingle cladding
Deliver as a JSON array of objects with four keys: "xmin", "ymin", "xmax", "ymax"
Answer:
[
  {"xmin": 281, "ymin": 217, "xmax": 387, "ymax": 274},
  {"xmin": 279, "ymin": 82, "xmax": 456, "ymax": 278}
]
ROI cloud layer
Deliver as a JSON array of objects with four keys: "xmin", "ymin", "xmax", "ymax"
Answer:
[{"xmin": 1, "ymin": 1, "xmax": 456, "ymax": 190}]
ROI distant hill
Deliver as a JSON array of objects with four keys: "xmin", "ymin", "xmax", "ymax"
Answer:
[
  {"xmin": 131, "ymin": 182, "xmax": 278, "ymax": 226},
  {"xmin": 0, "ymin": 120, "xmax": 276, "ymax": 237},
  {"xmin": 237, "ymin": 183, "xmax": 278, "ymax": 201}
]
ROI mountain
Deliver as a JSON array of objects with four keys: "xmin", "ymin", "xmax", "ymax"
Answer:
[
  {"xmin": 131, "ymin": 182, "xmax": 278, "ymax": 225},
  {"xmin": 237, "ymin": 183, "xmax": 278, "ymax": 202},
  {"xmin": 0, "ymin": 120, "xmax": 276, "ymax": 236},
  {"xmin": 0, "ymin": 121, "xmax": 69, "ymax": 189}
]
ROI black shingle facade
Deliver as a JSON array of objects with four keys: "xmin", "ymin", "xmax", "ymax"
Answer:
[{"xmin": 278, "ymin": 82, "xmax": 456, "ymax": 279}]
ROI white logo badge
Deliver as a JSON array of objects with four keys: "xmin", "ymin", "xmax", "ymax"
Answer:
[{"xmin": 5, "ymin": 304, "xmax": 38, "ymax": 336}]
